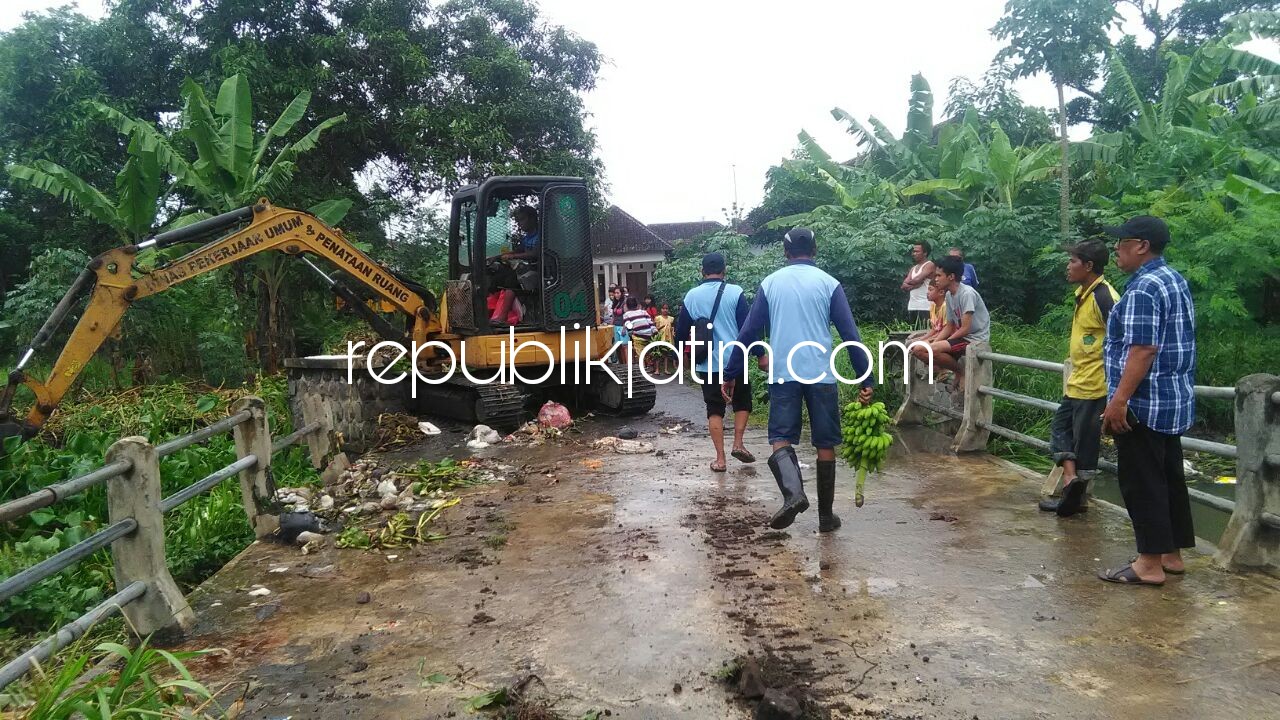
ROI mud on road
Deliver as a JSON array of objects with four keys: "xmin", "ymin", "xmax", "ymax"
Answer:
[{"xmin": 180, "ymin": 383, "xmax": 1280, "ymax": 720}]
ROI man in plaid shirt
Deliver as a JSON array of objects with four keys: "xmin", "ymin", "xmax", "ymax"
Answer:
[{"xmin": 1098, "ymin": 216, "xmax": 1197, "ymax": 587}]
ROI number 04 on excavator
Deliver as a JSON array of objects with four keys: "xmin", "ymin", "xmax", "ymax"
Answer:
[{"xmin": 0, "ymin": 176, "xmax": 655, "ymax": 441}]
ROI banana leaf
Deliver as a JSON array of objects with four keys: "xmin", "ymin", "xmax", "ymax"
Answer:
[
  {"xmin": 115, "ymin": 132, "xmax": 162, "ymax": 237},
  {"xmin": 215, "ymin": 74, "xmax": 254, "ymax": 185},
  {"xmin": 6, "ymin": 160, "xmax": 121, "ymax": 233}
]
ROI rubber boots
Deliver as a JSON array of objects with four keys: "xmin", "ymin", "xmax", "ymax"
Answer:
[
  {"xmin": 767, "ymin": 446, "xmax": 809, "ymax": 529},
  {"xmin": 817, "ymin": 460, "xmax": 841, "ymax": 532}
]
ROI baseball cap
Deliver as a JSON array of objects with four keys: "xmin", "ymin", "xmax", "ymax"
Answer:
[
  {"xmin": 701, "ymin": 252, "xmax": 726, "ymax": 274},
  {"xmin": 783, "ymin": 227, "xmax": 816, "ymax": 255},
  {"xmin": 1102, "ymin": 215, "xmax": 1170, "ymax": 250}
]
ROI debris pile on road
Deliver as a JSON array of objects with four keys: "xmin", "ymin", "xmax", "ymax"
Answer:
[
  {"xmin": 592, "ymin": 435, "xmax": 655, "ymax": 454},
  {"xmin": 718, "ymin": 654, "xmax": 820, "ymax": 720},
  {"xmin": 372, "ymin": 411, "xmax": 426, "ymax": 449},
  {"xmin": 276, "ymin": 456, "xmax": 505, "ymax": 552}
]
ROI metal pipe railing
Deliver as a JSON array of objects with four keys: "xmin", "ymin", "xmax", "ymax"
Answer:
[
  {"xmin": 1181, "ymin": 436, "xmax": 1238, "ymax": 460},
  {"xmin": 976, "ymin": 351, "xmax": 1063, "ymax": 373},
  {"xmin": 271, "ymin": 421, "xmax": 320, "ymax": 454},
  {"xmin": 0, "ymin": 580, "xmax": 147, "ymax": 691},
  {"xmin": 979, "ymin": 385, "xmax": 1061, "ymax": 413},
  {"xmin": 978, "ymin": 420, "xmax": 1050, "ymax": 452},
  {"xmin": 913, "ymin": 399, "xmax": 963, "ymax": 420},
  {"xmin": 160, "ymin": 455, "xmax": 257, "ymax": 513},
  {"xmin": 0, "ymin": 459, "xmax": 132, "ymax": 524},
  {"xmin": 1195, "ymin": 385, "xmax": 1236, "ymax": 400},
  {"xmin": 156, "ymin": 410, "xmax": 252, "ymax": 458},
  {"xmin": 0, "ymin": 518, "xmax": 137, "ymax": 605}
]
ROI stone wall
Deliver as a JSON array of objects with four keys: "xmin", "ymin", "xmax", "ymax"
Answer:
[{"xmin": 284, "ymin": 357, "xmax": 408, "ymax": 455}]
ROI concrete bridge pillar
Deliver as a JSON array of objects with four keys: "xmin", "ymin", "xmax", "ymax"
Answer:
[{"xmin": 1216, "ymin": 374, "xmax": 1280, "ymax": 570}]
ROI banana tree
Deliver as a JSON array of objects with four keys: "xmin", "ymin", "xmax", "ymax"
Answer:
[
  {"xmin": 1090, "ymin": 43, "xmax": 1280, "ymax": 200},
  {"xmin": 5, "ymin": 130, "xmax": 168, "ymax": 385},
  {"xmin": 900, "ymin": 122, "xmax": 1057, "ymax": 209},
  {"xmin": 1189, "ymin": 12, "xmax": 1280, "ymax": 106},
  {"xmin": 92, "ymin": 73, "xmax": 350, "ymax": 373},
  {"xmin": 831, "ymin": 73, "xmax": 938, "ymax": 184},
  {"xmin": 6, "ymin": 130, "xmax": 163, "ymax": 243}
]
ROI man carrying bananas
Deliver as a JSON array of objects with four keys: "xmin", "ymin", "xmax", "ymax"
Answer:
[{"xmin": 722, "ymin": 227, "xmax": 874, "ymax": 532}]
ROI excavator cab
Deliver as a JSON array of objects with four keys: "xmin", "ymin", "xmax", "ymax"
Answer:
[{"xmin": 446, "ymin": 176, "xmax": 596, "ymax": 335}]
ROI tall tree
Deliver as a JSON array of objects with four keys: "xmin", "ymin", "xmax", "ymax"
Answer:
[
  {"xmin": 93, "ymin": 73, "xmax": 349, "ymax": 373},
  {"xmin": 994, "ymin": 0, "xmax": 1119, "ymax": 242}
]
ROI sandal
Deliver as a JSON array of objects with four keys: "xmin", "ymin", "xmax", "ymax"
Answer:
[
  {"xmin": 710, "ymin": 461, "xmax": 727, "ymax": 473},
  {"xmin": 731, "ymin": 448, "xmax": 756, "ymax": 464},
  {"xmin": 1098, "ymin": 564, "xmax": 1164, "ymax": 586}
]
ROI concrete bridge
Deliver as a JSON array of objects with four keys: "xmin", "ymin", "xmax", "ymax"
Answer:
[{"xmin": 171, "ymin": 383, "xmax": 1279, "ymax": 719}]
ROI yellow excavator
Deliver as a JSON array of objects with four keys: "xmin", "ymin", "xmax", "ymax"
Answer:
[{"xmin": 0, "ymin": 176, "xmax": 655, "ymax": 441}]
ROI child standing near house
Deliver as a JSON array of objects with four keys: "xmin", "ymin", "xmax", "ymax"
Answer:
[
  {"xmin": 653, "ymin": 303, "xmax": 676, "ymax": 376},
  {"xmin": 622, "ymin": 296, "xmax": 657, "ymax": 365}
]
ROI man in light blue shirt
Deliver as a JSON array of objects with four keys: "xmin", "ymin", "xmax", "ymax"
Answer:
[
  {"xmin": 675, "ymin": 253, "xmax": 760, "ymax": 473},
  {"xmin": 723, "ymin": 228, "xmax": 874, "ymax": 532}
]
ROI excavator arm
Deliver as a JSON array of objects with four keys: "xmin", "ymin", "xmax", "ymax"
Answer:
[{"xmin": 0, "ymin": 199, "xmax": 441, "ymax": 439}]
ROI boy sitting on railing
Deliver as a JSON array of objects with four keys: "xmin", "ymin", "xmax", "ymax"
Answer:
[{"xmin": 910, "ymin": 256, "xmax": 990, "ymax": 389}]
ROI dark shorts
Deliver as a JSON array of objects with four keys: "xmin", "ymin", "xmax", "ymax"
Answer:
[
  {"xmin": 767, "ymin": 381, "xmax": 841, "ymax": 448},
  {"xmin": 1049, "ymin": 396, "xmax": 1107, "ymax": 476},
  {"xmin": 700, "ymin": 372, "xmax": 752, "ymax": 417},
  {"xmin": 946, "ymin": 340, "xmax": 969, "ymax": 354}
]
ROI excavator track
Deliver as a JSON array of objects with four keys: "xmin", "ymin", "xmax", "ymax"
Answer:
[
  {"xmin": 472, "ymin": 382, "xmax": 528, "ymax": 428},
  {"xmin": 411, "ymin": 377, "xmax": 528, "ymax": 430},
  {"xmin": 591, "ymin": 364, "xmax": 658, "ymax": 416}
]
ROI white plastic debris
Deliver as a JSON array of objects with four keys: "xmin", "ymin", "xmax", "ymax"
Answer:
[
  {"xmin": 376, "ymin": 479, "xmax": 398, "ymax": 498},
  {"xmin": 469, "ymin": 424, "xmax": 502, "ymax": 444},
  {"xmin": 318, "ymin": 495, "xmax": 335, "ymax": 510},
  {"xmin": 418, "ymin": 421, "xmax": 442, "ymax": 436},
  {"xmin": 592, "ymin": 436, "xmax": 655, "ymax": 454},
  {"xmin": 295, "ymin": 531, "xmax": 325, "ymax": 546},
  {"xmin": 248, "ymin": 587, "xmax": 272, "ymax": 597},
  {"xmin": 466, "ymin": 439, "xmax": 491, "ymax": 451},
  {"xmin": 268, "ymin": 565, "xmax": 289, "ymax": 573}
]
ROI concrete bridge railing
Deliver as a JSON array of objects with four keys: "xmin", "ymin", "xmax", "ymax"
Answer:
[
  {"xmin": 0, "ymin": 397, "xmax": 334, "ymax": 691},
  {"xmin": 895, "ymin": 343, "xmax": 1280, "ymax": 572}
]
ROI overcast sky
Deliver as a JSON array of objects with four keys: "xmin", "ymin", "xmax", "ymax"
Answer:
[{"xmin": 4, "ymin": 1, "xmax": 1277, "ymax": 224}]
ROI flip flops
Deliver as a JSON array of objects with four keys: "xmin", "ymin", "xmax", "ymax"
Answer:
[
  {"xmin": 1098, "ymin": 564, "xmax": 1164, "ymax": 586},
  {"xmin": 731, "ymin": 447, "xmax": 756, "ymax": 464}
]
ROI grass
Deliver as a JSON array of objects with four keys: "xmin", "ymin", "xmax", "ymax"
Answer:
[{"xmin": 0, "ymin": 634, "xmax": 228, "ymax": 717}]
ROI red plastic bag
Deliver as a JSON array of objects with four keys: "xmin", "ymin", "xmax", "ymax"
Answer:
[{"xmin": 537, "ymin": 401, "xmax": 572, "ymax": 429}]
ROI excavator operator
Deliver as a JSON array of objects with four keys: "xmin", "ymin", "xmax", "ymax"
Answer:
[{"xmin": 486, "ymin": 205, "xmax": 540, "ymax": 325}]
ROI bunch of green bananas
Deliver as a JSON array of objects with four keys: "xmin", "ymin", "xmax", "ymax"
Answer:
[{"xmin": 839, "ymin": 400, "xmax": 893, "ymax": 507}]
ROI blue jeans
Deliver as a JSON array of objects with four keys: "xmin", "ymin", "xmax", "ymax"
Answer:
[{"xmin": 767, "ymin": 381, "xmax": 841, "ymax": 448}]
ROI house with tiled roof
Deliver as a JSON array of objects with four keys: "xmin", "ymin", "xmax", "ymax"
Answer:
[
  {"xmin": 590, "ymin": 205, "xmax": 673, "ymax": 302},
  {"xmin": 648, "ymin": 221, "xmax": 722, "ymax": 246}
]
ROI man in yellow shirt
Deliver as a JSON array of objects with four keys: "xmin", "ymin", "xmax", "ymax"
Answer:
[{"xmin": 1040, "ymin": 240, "xmax": 1118, "ymax": 517}]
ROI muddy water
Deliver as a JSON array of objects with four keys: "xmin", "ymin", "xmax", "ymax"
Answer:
[{"xmin": 180, "ymin": 383, "xmax": 1280, "ymax": 719}]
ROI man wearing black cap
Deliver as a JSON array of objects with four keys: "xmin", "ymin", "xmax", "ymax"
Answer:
[
  {"xmin": 1098, "ymin": 215, "xmax": 1197, "ymax": 586},
  {"xmin": 722, "ymin": 228, "xmax": 873, "ymax": 532},
  {"xmin": 675, "ymin": 252, "xmax": 760, "ymax": 473}
]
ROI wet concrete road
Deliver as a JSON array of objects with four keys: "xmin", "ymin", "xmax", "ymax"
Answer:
[{"xmin": 182, "ymin": 382, "xmax": 1280, "ymax": 719}]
